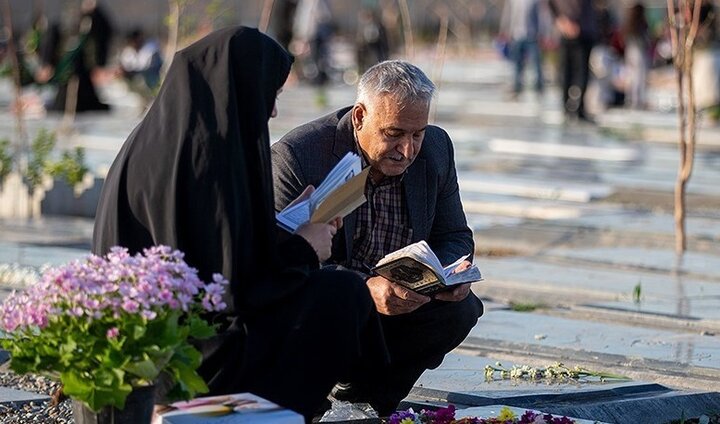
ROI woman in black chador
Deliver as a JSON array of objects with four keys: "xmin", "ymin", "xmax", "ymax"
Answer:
[
  {"xmin": 46, "ymin": 0, "xmax": 113, "ymax": 112},
  {"xmin": 93, "ymin": 27, "xmax": 387, "ymax": 419}
]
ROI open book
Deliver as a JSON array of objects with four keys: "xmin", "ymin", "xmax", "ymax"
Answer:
[
  {"xmin": 276, "ymin": 152, "xmax": 370, "ymax": 232},
  {"xmin": 372, "ymin": 240, "xmax": 483, "ymax": 296}
]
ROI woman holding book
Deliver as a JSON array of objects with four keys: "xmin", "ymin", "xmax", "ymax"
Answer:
[{"xmin": 93, "ymin": 26, "xmax": 388, "ymax": 419}]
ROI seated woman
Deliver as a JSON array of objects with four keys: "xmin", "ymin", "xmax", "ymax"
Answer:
[{"xmin": 92, "ymin": 26, "xmax": 388, "ymax": 419}]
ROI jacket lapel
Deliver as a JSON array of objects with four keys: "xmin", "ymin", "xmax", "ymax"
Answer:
[{"xmin": 404, "ymin": 158, "xmax": 426, "ymax": 242}]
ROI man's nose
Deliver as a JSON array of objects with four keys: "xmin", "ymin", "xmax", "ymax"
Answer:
[{"xmin": 397, "ymin": 137, "xmax": 414, "ymax": 158}]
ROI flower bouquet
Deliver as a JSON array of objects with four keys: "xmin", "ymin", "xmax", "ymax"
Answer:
[
  {"xmin": 484, "ymin": 362, "xmax": 630, "ymax": 384},
  {"xmin": 0, "ymin": 246, "xmax": 228, "ymax": 413}
]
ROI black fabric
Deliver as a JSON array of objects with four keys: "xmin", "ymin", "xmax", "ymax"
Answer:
[
  {"xmin": 93, "ymin": 26, "xmax": 389, "ymax": 418},
  {"xmin": 46, "ymin": 5, "xmax": 113, "ymax": 112},
  {"xmin": 82, "ymin": 5, "xmax": 113, "ymax": 67},
  {"xmin": 93, "ymin": 26, "xmax": 296, "ymax": 315}
]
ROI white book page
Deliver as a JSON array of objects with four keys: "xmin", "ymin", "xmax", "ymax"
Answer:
[
  {"xmin": 442, "ymin": 253, "xmax": 471, "ymax": 278},
  {"xmin": 445, "ymin": 265, "xmax": 483, "ymax": 286},
  {"xmin": 376, "ymin": 240, "xmax": 443, "ymax": 275},
  {"xmin": 276, "ymin": 200, "xmax": 310, "ymax": 232}
]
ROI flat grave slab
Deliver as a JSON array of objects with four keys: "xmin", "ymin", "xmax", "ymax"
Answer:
[
  {"xmin": 544, "ymin": 246, "xmax": 720, "ymax": 278},
  {"xmin": 409, "ymin": 353, "xmax": 720, "ymax": 424},
  {"xmin": 0, "ymin": 242, "xmax": 88, "ymax": 269},
  {"xmin": 467, "ymin": 310, "xmax": 720, "ymax": 371},
  {"xmin": 0, "ymin": 386, "xmax": 49, "ymax": 405},
  {"xmin": 562, "ymin": 210, "xmax": 720, "ymax": 240},
  {"xmin": 460, "ymin": 172, "xmax": 614, "ymax": 202},
  {"xmin": 478, "ymin": 257, "xmax": 720, "ymax": 319}
]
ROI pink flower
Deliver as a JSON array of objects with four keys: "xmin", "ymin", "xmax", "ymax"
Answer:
[{"xmin": 106, "ymin": 327, "xmax": 119, "ymax": 338}]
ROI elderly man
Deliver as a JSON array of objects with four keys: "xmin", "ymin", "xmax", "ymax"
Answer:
[{"xmin": 272, "ymin": 60, "xmax": 483, "ymax": 414}]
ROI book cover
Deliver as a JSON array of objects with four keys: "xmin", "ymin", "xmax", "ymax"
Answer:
[{"xmin": 160, "ymin": 393, "xmax": 303, "ymax": 424}]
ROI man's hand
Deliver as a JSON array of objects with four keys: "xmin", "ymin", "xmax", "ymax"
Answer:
[
  {"xmin": 434, "ymin": 260, "xmax": 473, "ymax": 302},
  {"xmin": 434, "ymin": 283, "xmax": 471, "ymax": 302},
  {"xmin": 366, "ymin": 276, "xmax": 430, "ymax": 315}
]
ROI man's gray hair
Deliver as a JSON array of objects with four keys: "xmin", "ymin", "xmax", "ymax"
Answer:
[{"xmin": 356, "ymin": 60, "xmax": 435, "ymax": 106}]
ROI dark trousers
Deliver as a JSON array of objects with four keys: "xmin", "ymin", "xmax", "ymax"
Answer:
[
  {"xmin": 560, "ymin": 38, "xmax": 594, "ymax": 118},
  {"xmin": 349, "ymin": 293, "xmax": 484, "ymax": 415},
  {"xmin": 192, "ymin": 269, "xmax": 389, "ymax": 421}
]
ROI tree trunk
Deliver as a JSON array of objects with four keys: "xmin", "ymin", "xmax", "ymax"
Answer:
[{"xmin": 668, "ymin": 0, "xmax": 702, "ymax": 255}]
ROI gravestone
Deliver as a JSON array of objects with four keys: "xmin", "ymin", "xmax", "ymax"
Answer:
[{"xmin": 402, "ymin": 354, "xmax": 720, "ymax": 423}]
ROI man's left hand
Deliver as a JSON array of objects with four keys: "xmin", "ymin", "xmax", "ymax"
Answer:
[{"xmin": 434, "ymin": 260, "xmax": 473, "ymax": 302}]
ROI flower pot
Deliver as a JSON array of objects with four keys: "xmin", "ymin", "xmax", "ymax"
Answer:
[{"xmin": 72, "ymin": 385, "xmax": 155, "ymax": 424}]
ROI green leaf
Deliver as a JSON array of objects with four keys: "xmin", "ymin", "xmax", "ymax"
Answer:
[
  {"xmin": 124, "ymin": 358, "xmax": 160, "ymax": 380},
  {"xmin": 170, "ymin": 359, "xmax": 209, "ymax": 398},
  {"xmin": 131, "ymin": 324, "xmax": 146, "ymax": 340},
  {"xmin": 61, "ymin": 370, "xmax": 93, "ymax": 399},
  {"xmin": 187, "ymin": 316, "xmax": 216, "ymax": 339},
  {"xmin": 59, "ymin": 336, "xmax": 77, "ymax": 365}
]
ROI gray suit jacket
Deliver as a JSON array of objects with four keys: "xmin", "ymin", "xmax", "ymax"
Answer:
[{"xmin": 272, "ymin": 107, "xmax": 473, "ymax": 267}]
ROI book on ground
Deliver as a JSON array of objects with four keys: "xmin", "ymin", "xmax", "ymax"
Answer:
[
  {"xmin": 372, "ymin": 240, "xmax": 483, "ymax": 296},
  {"xmin": 276, "ymin": 152, "xmax": 370, "ymax": 232},
  {"xmin": 160, "ymin": 393, "xmax": 303, "ymax": 424}
]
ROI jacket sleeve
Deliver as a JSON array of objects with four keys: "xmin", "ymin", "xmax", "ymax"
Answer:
[
  {"xmin": 427, "ymin": 129, "xmax": 475, "ymax": 266},
  {"xmin": 272, "ymin": 140, "xmax": 308, "ymax": 212}
]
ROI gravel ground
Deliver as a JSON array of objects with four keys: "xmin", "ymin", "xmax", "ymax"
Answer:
[{"xmin": 0, "ymin": 372, "xmax": 73, "ymax": 423}]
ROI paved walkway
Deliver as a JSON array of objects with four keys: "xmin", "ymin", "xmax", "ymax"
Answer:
[{"xmin": 1, "ymin": 48, "xmax": 720, "ymax": 422}]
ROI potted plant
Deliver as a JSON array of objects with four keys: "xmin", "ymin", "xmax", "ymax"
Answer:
[{"xmin": 0, "ymin": 245, "xmax": 229, "ymax": 423}]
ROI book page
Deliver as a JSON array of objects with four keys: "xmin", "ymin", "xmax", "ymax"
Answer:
[
  {"xmin": 375, "ymin": 240, "xmax": 443, "ymax": 275},
  {"xmin": 445, "ymin": 265, "xmax": 483, "ymax": 286},
  {"xmin": 275, "ymin": 200, "xmax": 311, "ymax": 232},
  {"xmin": 442, "ymin": 253, "xmax": 471, "ymax": 278}
]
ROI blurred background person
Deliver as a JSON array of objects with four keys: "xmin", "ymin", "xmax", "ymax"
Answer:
[
  {"xmin": 588, "ymin": 0, "xmax": 624, "ymax": 111},
  {"xmin": 119, "ymin": 28, "xmax": 163, "ymax": 103},
  {"xmin": 356, "ymin": 6, "xmax": 389, "ymax": 74},
  {"xmin": 37, "ymin": 0, "xmax": 115, "ymax": 113},
  {"xmin": 291, "ymin": 0, "xmax": 335, "ymax": 107},
  {"xmin": 274, "ymin": 0, "xmax": 299, "ymax": 51},
  {"xmin": 692, "ymin": 0, "xmax": 720, "ymax": 123},
  {"xmin": 499, "ymin": 0, "xmax": 550, "ymax": 99},
  {"xmin": 548, "ymin": 0, "xmax": 599, "ymax": 122},
  {"xmin": 621, "ymin": 2, "xmax": 651, "ymax": 110}
]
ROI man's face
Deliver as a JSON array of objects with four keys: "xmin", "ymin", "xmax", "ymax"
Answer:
[{"xmin": 352, "ymin": 94, "xmax": 429, "ymax": 179}]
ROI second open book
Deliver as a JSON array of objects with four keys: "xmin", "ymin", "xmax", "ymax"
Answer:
[
  {"xmin": 373, "ymin": 240, "xmax": 483, "ymax": 296},
  {"xmin": 276, "ymin": 152, "xmax": 370, "ymax": 232}
]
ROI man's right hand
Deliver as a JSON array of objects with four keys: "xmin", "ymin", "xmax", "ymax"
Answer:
[{"xmin": 366, "ymin": 276, "xmax": 430, "ymax": 315}]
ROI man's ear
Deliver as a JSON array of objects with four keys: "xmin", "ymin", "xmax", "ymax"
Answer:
[{"xmin": 352, "ymin": 103, "xmax": 366, "ymax": 130}]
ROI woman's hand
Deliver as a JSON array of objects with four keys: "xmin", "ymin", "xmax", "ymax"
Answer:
[{"xmin": 295, "ymin": 222, "xmax": 338, "ymax": 262}]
